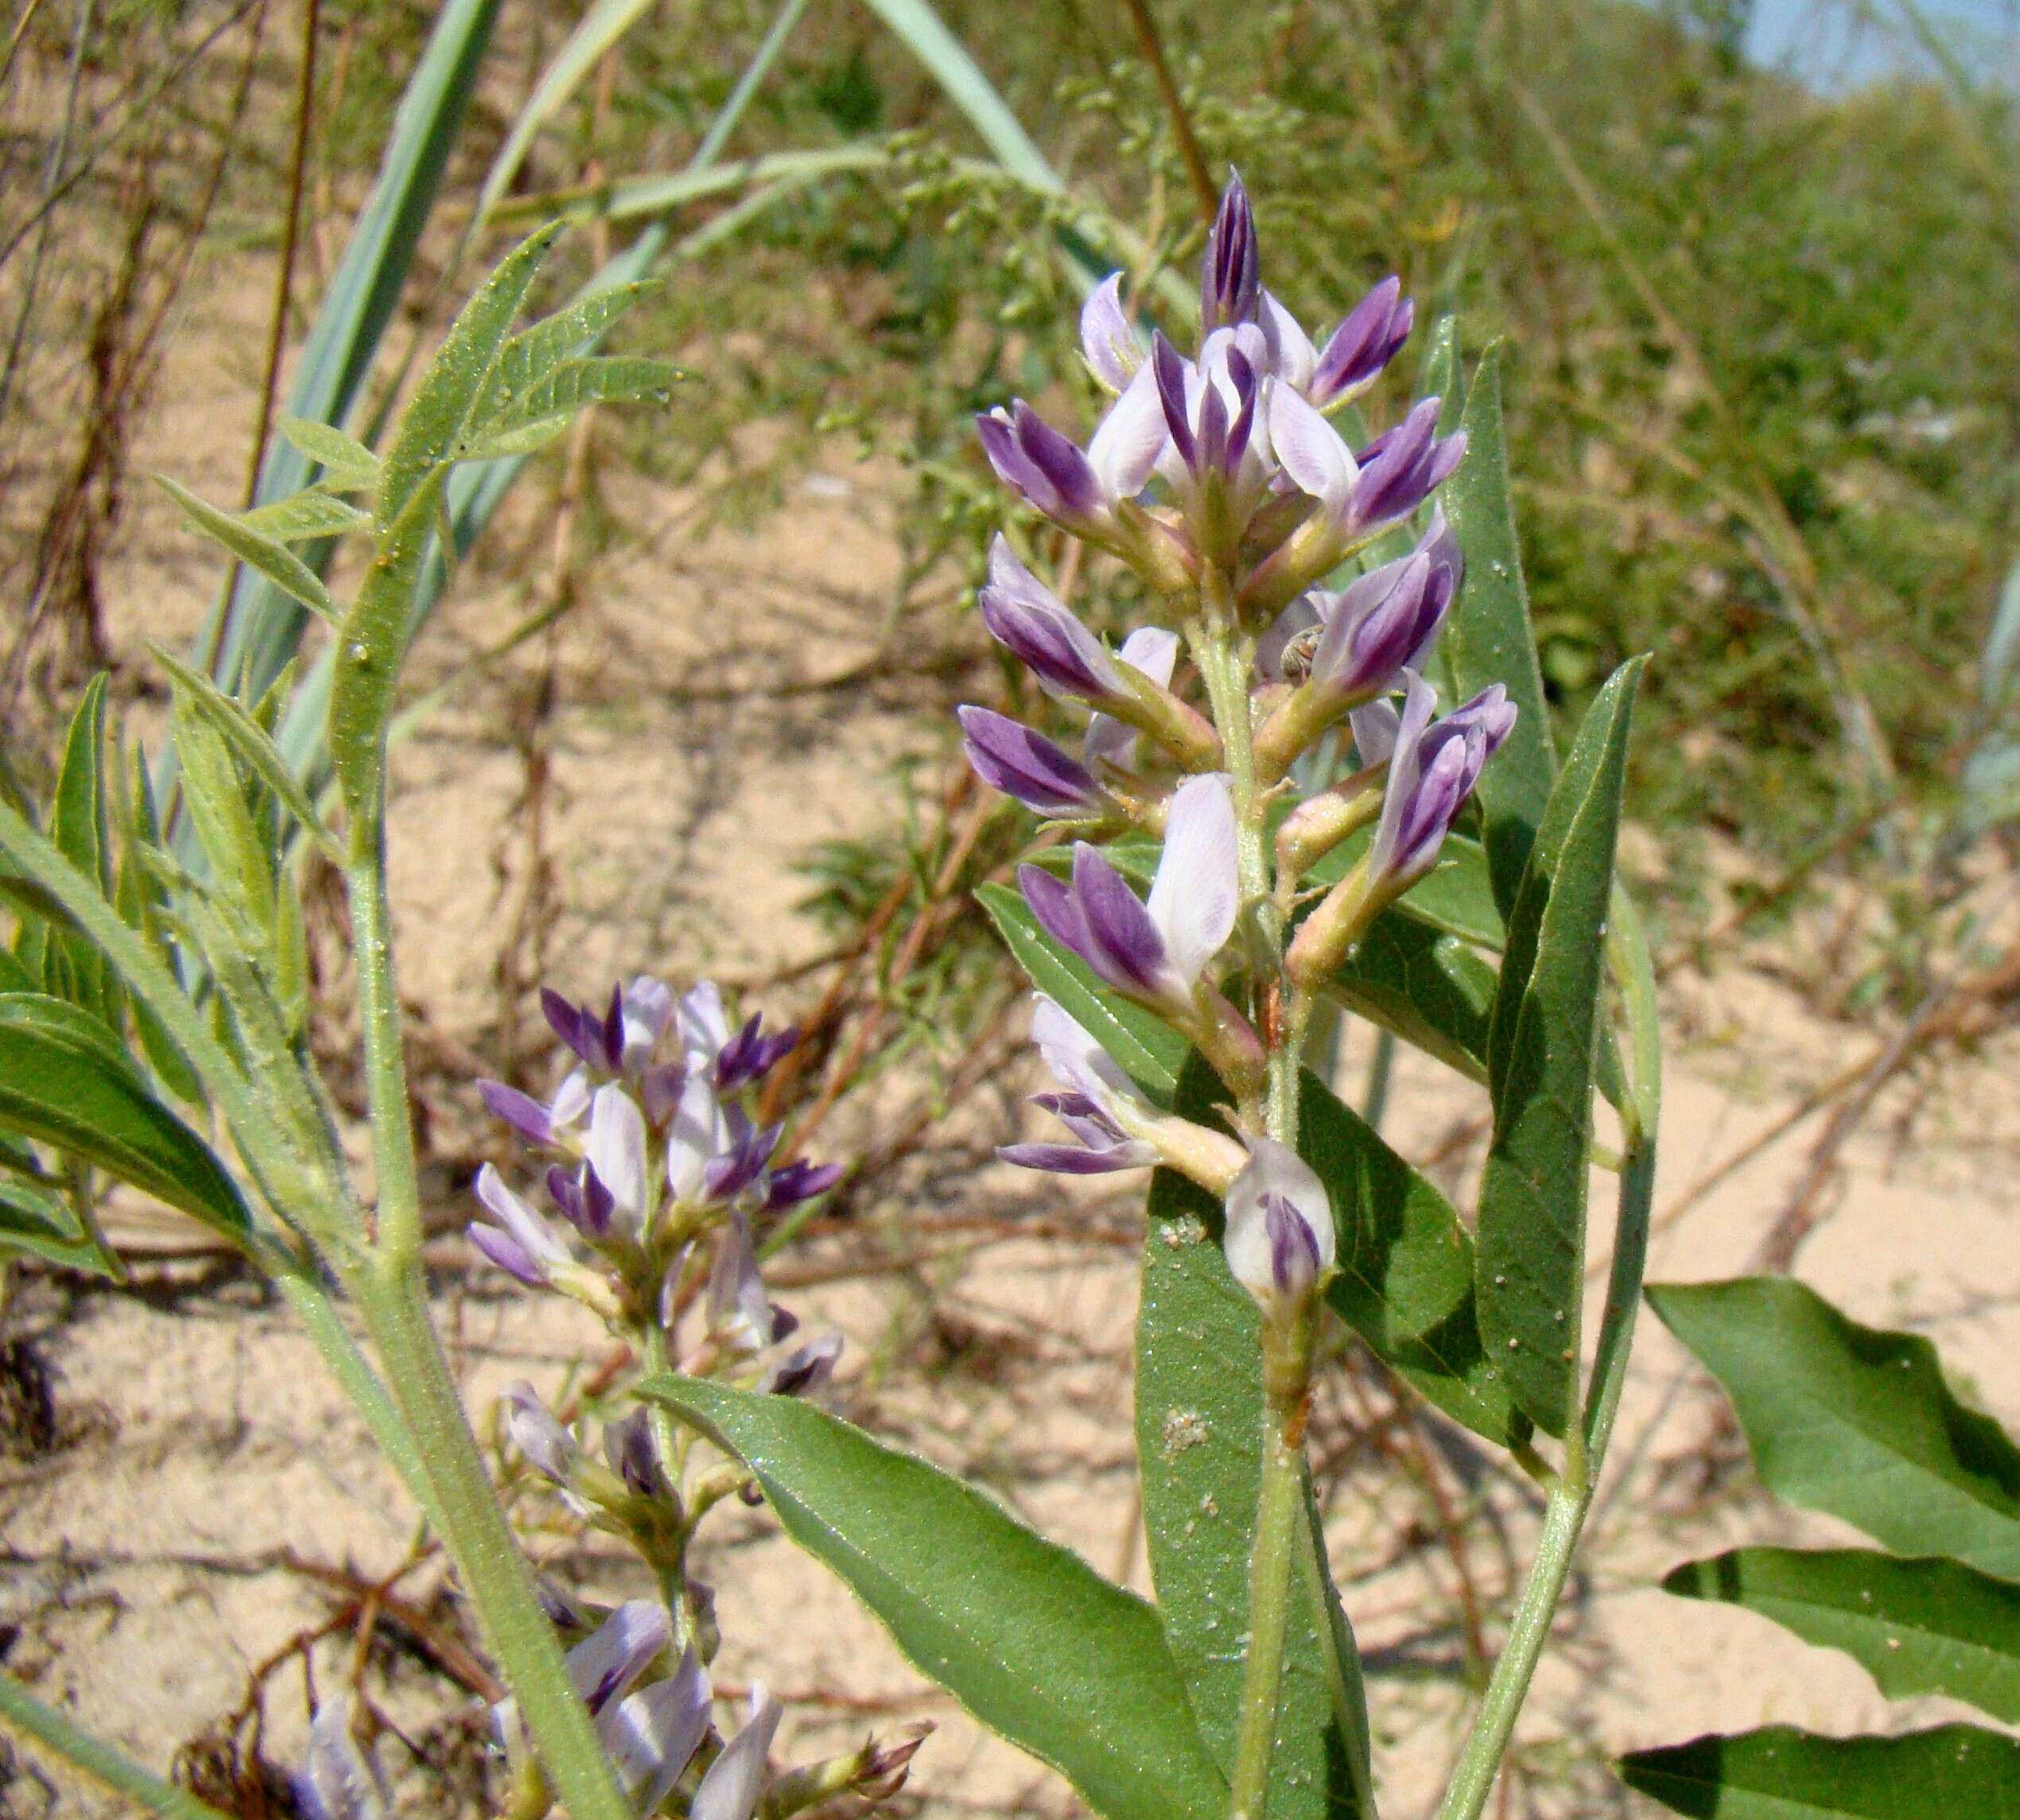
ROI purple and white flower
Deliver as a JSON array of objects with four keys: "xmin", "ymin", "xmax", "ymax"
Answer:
[
  {"xmin": 1017, "ymin": 774, "xmax": 1239, "ymax": 1014},
  {"xmin": 690, "ymin": 1683, "xmax": 783, "ymax": 1820},
  {"xmin": 1365, "ymin": 673, "xmax": 1516, "ymax": 897},
  {"xmin": 1223, "ymin": 1135, "xmax": 1335, "ymax": 1309},
  {"xmin": 976, "ymin": 364, "xmax": 1167, "ymax": 553},
  {"xmin": 976, "ymin": 537, "xmax": 1124, "ymax": 703},
  {"xmin": 1080, "ymin": 273, "xmax": 1147, "ymax": 392},
  {"xmin": 960, "ymin": 705, "xmax": 1115, "ymax": 821}
]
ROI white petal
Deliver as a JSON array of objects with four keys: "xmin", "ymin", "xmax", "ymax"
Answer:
[
  {"xmin": 690, "ymin": 1685, "xmax": 783, "ymax": 1820},
  {"xmin": 1146, "ymin": 774, "xmax": 1241, "ymax": 988},
  {"xmin": 1082, "ymin": 711, "xmax": 1136, "ymax": 773},
  {"xmin": 665, "ymin": 1074, "xmax": 724, "ymax": 1201},
  {"xmin": 1030, "ymin": 995, "xmax": 1146, "ymax": 1115},
  {"xmin": 1259, "ymin": 291, "xmax": 1317, "ymax": 392},
  {"xmin": 1079, "ymin": 273, "xmax": 1142, "ymax": 391},
  {"xmin": 678, "ymin": 981, "xmax": 730, "ymax": 1067},
  {"xmin": 1223, "ymin": 1135, "xmax": 1334, "ymax": 1301},
  {"xmin": 1268, "ymin": 384, "xmax": 1357, "ymax": 514},
  {"xmin": 1347, "ymin": 699, "xmax": 1401, "ymax": 767},
  {"xmin": 1085, "ymin": 360, "xmax": 1167, "ymax": 503},
  {"xmin": 585, "ymin": 1085, "xmax": 648, "ymax": 1224},
  {"xmin": 476, "ymin": 1164, "xmax": 568, "ymax": 1267},
  {"xmin": 550, "ymin": 1068, "xmax": 591, "ymax": 1131},
  {"xmin": 1117, "ymin": 625, "xmax": 1179, "ymax": 687}
]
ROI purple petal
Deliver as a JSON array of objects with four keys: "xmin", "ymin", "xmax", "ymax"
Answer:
[
  {"xmin": 977, "ymin": 409, "xmax": 1060, "ymax": 518},
  {"xmin": 499, "ymin": 1380, "xmax": 575, "ymax": 1483},
  {"xmin": 1311, "ymin": 276, "xmax": 1411, "ymax": 405},
  {"xmin": 961, "ymin": 706, "xmax": 1107, "ymax": 818},
  {"xmin": 1152, "ymin": 333, "xmax": 1198, "ymax": 471},
  {"xmin": 603, "ymin": 1651, "xmax": 711, "ymax": 1812},
  {"xmin": 978, "ymin": 539, "xmax": 1117, "ymax": 698},
  {"xmin": 1070, "ymin": 843, "xmax": 1171, "ymax": 998},
  {"xmin": 1081, "ymin": 272, "xmax": 1143, "ymax": 390},
  {"xmin": 765, "ymin": 1329, "xmax": 843, "ymax": 1397},
  {"xmin": 478, "ymin": 1079, "xmax": 554, "ymax": 1147},
  {"xmin": 1013, "ymin": 403, "xmax": 1103, "ymax": 520},
  {"xmin": 565, "ymin": 1601, "xmax": 672, "ymax": 1717},
  {"xmin": 998, "ymin": 1141, "xmax": 1148, "ymax": 1174},
  {"xmin": 1201, "ymin": 173, "xmax": 1260, "ymax": 331},
  {"xmin": 763, "ymin": 1158, "xmax": 845, "ymax": 1210},
  {"xmin": 469, "ymin": 1223, "xmax": 545, "ymax": 1286},
  {"xmin": 603, "ymin": 1407, "xmax": 660, "ymax": 1498},
  {"xmin": 1264, "ymin": 1191, "xmax": 1324, "ymax": 1296}
]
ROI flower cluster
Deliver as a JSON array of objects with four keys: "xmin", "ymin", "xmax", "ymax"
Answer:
[
  {"xmin": 470, "ymin": 979, "xmax": 840, "ymax": 1341},
  {"xmin": 443, "ymin": 976, "xmax": 911, "ymax": 1816},
  {"xmin": 964, "ymin": 177, "xmax": 1514, "ymax": 1314}
]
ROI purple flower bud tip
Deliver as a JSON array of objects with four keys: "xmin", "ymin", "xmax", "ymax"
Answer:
[
  {"xmin": 604, "ymin": 1407, "xmax": 660, "ymax": 1498},
  {"xmin": 766, "ymin": 1329, "xmax": 843, "ymax": 1398},
  {"xmin": 977, "ymin": 537, "xmax": 1118, "ymax": 700},
  {"xmin": 763, "ymin": 1158, "xmax": 845, "ymax": 1211},
  {"xmin": 1202, "ymin": 173, "xmax": 1260, "ymax": 331},
  {"xmin": 468, "ymin": 1223, "xmax": 546, "ymax": 1287},
  {"xmin": 961, "ymin": 706, "xmax": 1108, "ymax": 820},
  {"xmin": 1312, "ymin": 274, "xmax": 1414, "ymax": 405}
]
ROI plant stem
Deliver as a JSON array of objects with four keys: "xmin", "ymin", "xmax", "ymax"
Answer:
[
  {"xmin": 1432, "ymin": 1445, "xmax": 1591, "ymax": 1820},
  {"xmin": 354, "ymin": 1259, "xmax": 632, "ymax": 1820},
  {"xmin": 344, "ymin": 802, "xmax": 631, "ymax": 1820},
  {"xmin": 0, "ymin": 1668, "xmax": 231, "ymax": 1820},
  {"xmin": 1228, "ymin": 1319, "xmax": 1315, "ymax": 1820}
]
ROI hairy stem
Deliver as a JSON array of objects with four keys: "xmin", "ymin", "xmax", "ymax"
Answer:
[
  {"xmin": 345, "ymin": 800, "xmax": 631, "ymax": 1820},
  {"xmin": 1432, "ymin": 1446, "xmax": 1590, "ymax": 1820},
  {"xmin": 1229, "ymin": 1313, "xmax": 1317, "ymax": 1820},
  {"xmin": 0, "ymin": 1669, "xmax": 231, "ymax": 1820}
]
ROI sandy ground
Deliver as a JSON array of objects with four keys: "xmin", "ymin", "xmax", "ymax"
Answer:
[{"xmin": 4, "ymin": 251, "xmax": 2019, "ymax": 1819}]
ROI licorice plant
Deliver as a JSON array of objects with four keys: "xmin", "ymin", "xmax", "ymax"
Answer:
[{"xmin": 0, "ymin": 181, "xmax": 1662, "ymax": 1820}]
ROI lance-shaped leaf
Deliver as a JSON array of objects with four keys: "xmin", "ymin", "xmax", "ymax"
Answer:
[
  {"xmin": 639, "ymin": 1376, "xmax": 1226, "ymax": 1820},
  {"xmin": 152, "ymin": 650, "xmax": 341, "ymax": 863},
  {"xmin": 1327, "ymin": 911, "xmax": 1497, "ymax": 1084},
  {"xmin": 0, "ymin": 994, "xmax": 248, "ymax": 1239},
  {"xmin": 1665, "ymin": 1547, "xmax": 2020, "ymax": 1725},
  {"xmin": 157, "ymin": 477, "xmax": 336, "ymax": 623},
  {"xmin": 0, "ymin": 1176, "xmax": 118, "ymax": 1277},
  {"xmin": 1648, "ymin": 1278, "xmax": 2020, "ymax": 1580},
  {"xmin": 1136, "ymin": 1056, "xmax": 1373, "ymax": 1818},
  {"xmin": 45, "ymin": 677, "xmax": 115, "ymax": 1023},
  {"xmin": 1476, "ymin": 658, "xmax": 1642, "ymax": 1436},
  {"xmin": 239, "ymin": 493, "xmax": 372, "ymax": 541},
  {"xmin": 1619, "ymin": 1724, "xmax": 2020, "ymax": 1818},
  {"xmin": 1438, "ymin": 347, "xmax": 1556, "ymax": 918},
  {"xmin": 278, "ymin": 416, "xmax": 381, "ymax": 491},
  {"xmin": 976, "ymin": 882, "xmax": 1184, "ymax": 1104},
  {"xmin": 464, "ymin": 355, "xmax": 678, "ymax": 448},
  {"xmin": 1309, "ymin": 1073, "xmax": 1527, "ymax": 1446},
  {"xmin": 377, "ymin": 223, "xmax": 562, "ymax": 528}
]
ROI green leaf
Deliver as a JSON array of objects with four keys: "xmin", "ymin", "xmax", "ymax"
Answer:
[
  {"xmin": 485, "ymin": 282, "xmax": 658, "ymax": 398},
  {"xmin": 639, "ymin": 1376, "xmax": 1225, "ymax": 1820},
  {"xmin": 157, "ymin": 477, "xmax": 336, "ymax": 624},
  {"xmin": 1439, "ymin": 347, "xmax": 1557, "ymax": 918},
  {"xmin": 1648, "ymin": 1278, "xmax": 2020, "ymax": 1580},
  {"xmin": 469, "ymin": 354, "xmax": 676, "ymax": 437},
  {"xmin": 445, "ymin": 417, "xmax": 573, "ymax": 464},
  {"xmin": 1327, "ymin": 910, "xmax": 1498, "ymax": 1083},
  {"xmin": 46, "ymin": 676, "xmax": 115, "ymax": 1023},
  {"xmin": 975, "ymin": 881, "xmax": 1184, "ymax": 1104},
  {"xmin": 0, "ymin": 994, "xmax": 248, "ymax": 1239},
  {"xmin": 1618, "ymin": 1725, "xmax": 2020, "ymax": 1818},
  {"xmin": 330, "ymin": 470, "xmax": 449, "ymax": 821},
  {"xmin": 277, "ymin": 415, "xmax": 382, "ymax": 491},
  {"xmin": 1665, "ymin": 1547, "xmax": 2020, "ymax": 1725},
  {"xmin": 150, "ymin": 649, "xmax": 341, "ymax": 863},
  {"xmin": 1136, "ymin": 1055, "xmax": 1371, "ymax": 1818},
  {"xmin": 1309, "ymin": 1072, "xmax": 1528, "ymax": 1446},
  {"xmin": 0, "ymin": 949, "xmax": 34, "ymax": 994},
  {"xmin": 1476, "ymin": 658, "xmax": 1642, "ymax": 1437},
  {"xmin": 170, "ymin": 707, "xmax": 275, "ymax": 933},
  {"xmin": 1418, "ymin": 312, "xmax": 1464, "ymax": 430},
  {"xmin": 0, "ymin": 1175, "xmax": 119, "ymax": 1276},
  {"xmin": 239, "ymin": 492, "xmax": 372, "ymax": 541},
  {"xmin": 378, "ymin": 224, "xmax": 562, "ymax": 530}
]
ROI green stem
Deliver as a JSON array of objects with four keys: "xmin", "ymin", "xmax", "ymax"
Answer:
[
  {"xmin": 1228, "ymin": 1347, "xmax": 1312, "ymax": 1820},
  {"xmin": 344, "ymin": 801, "xmax": 631, "ymax": 1820},
  {"xmin": 1432, "ymin": 1453, "xmax": 1591, "ymax": 1820},
  {"xmin": 354, "ymin": 1259, "xmax": 632, "ymax": 1820},
  {"xmin": 0, "ymin": 1669, "xmax": 231, "ymax": 1820},
  {"xmin": 1296, "ymin": 1492, "xmax": 1377, "ymax": 1820}
]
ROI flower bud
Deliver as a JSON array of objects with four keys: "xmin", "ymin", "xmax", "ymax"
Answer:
[
  {"xmin": 1223, "ymin": 1136, "xmax": 1334, "ymax": 1312},
  {"xmin": 961, "ymin": 707, "xmax": 1115, "ymax": 821}
]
